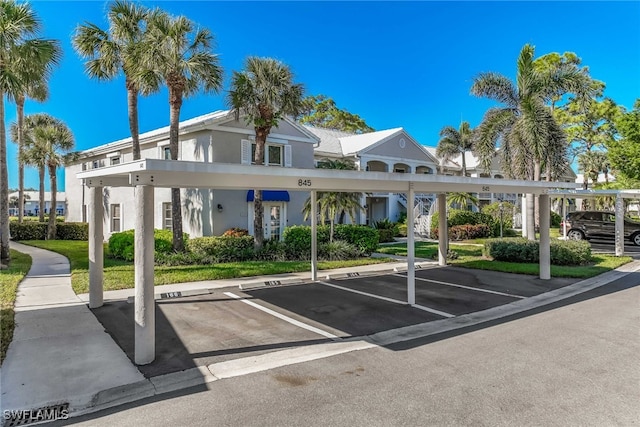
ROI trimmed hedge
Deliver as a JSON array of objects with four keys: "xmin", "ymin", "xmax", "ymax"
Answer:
[
  {"xmin": 187, "ymin": 235, "xmax": 254, "ymax": 262},
  {"xmin": 9, "ymin": 221, "xmax": 88, "ymax": 240},
  {"xmin": 108, "ymin": 229, "xmax": 185, "ymax": 261},
  {"xmin": 483, "ymin": 238, "xmax": 591, "ymax": 265},
  {"xmin": 334, "ymin": 224, "xmax": 379, "ymax": 256},
  {"xmin": 283, "ymin": 224, "xmax": 379, "ymax": 259},
  {"xmin": 431, "ymin": 224, "xmax": 492, "ymax": 241}
]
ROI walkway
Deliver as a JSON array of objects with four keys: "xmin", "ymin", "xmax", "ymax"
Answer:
[{"xmin": 1, "ymin": 242, "xmax": 144, "ymax": 413}]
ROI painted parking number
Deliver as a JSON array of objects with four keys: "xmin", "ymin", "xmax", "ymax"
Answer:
[
  {"xmin": 265, "ymin": 280, "xmax": 281, "ymax": 286},
  {"xmin": 347, "ymin": 272, "xmax": 360, "ymax": 277}
]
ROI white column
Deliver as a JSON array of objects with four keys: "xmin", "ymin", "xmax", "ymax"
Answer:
[
  {"xmin": 521, "ymin": 195, "xmax": 527, "ymax": 237},
  {"xmin": 615, "ymin": 194, "xmax": 624, "ymax": 257},
  {"xmin": 562, "ymin": 197, "xmax": 567, "ymax": 239},
  {"xmin": 407, "ymin": 183, "xmax": 415, "ymax": 305},
  {"xmin": 539, "ymin": 194, "xmax": 551, "ymax": 280},
  {"xmin": 438, "ymin": 193, "xmax": 447, "ymax": 266},
  {"xmin": 135, "ymin": 185, "xmax": 155, "ymax": 365},
  {"xmin": 88, "ymin": 186, "xmax": 103, "ymax": 309},
  {"xmin": 310, "ymin": 190, "xmax": 317, "ymax": 281}
]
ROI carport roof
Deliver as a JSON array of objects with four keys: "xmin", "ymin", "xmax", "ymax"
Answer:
[
  {"xmin": 548, "ymin": 189, "xmax": 640, "ymax": 199},
  {"xmin": 77, "ymin": 158, "xmax": 579, "ymax": 194}
]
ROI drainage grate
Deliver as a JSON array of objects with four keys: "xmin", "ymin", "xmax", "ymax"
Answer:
[{"xmin": 2, "ymin": 403, "xmax": 69, "ymax": 426}]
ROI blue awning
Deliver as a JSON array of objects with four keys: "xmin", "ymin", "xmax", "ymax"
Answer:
[{"xmin": 246, "ymin": 190, "xmax": 290, "ymax": 202}]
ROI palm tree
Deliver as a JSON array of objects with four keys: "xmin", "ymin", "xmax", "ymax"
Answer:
[
  {"xmin": 139, "ymin": 10, "xmax": 223, "ymax": 252},
  {"xmin": 0, "ymin": 0, "xmax": 60, "ymax": 260},
  {"xmin": 227, "ymin": 57, "xmax": 305, "ymax": 248},
  {"xmin": 471, "ymin": 44, "xmax": 585, "ymax": 239},
  {"xmin": 73, "ymin": 0, "xmax": 151, "ymax": 161},
  {"xmin": 446, "ymin": 192, "xmax": 479, "ymax": 211},
  {"xmin": 436, "ymin": 121, "xmax": 475, "ymax": 176},
  {"xmin": 20, "ymin": 115, "xmax": 75, "ymax": 239},
  {"xmin": 11, "ymin": 114, "xmax": 52, "ymax": 223}
]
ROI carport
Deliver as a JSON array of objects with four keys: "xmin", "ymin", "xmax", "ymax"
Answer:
[
  {"xmin": 548, "ymin": 189, "xmax": 640, "ymax": 256},
  {"xmin": 77, "ymin": 159, "xmax": 578, "ymax": 364}
]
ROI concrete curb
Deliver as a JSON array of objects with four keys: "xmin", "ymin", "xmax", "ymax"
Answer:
[
  {"xmin": 126, "ymin": 288, "xmax": 212, "ymax": 304},
  {"xmin": 57, "ymin": 259, "xmax": 640, "ymax": 421},
  {"xmin": 239, "ymin": 278, "xmax": 304, "ymax": 291}
]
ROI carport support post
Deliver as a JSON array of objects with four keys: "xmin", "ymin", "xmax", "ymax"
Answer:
[
  {"xmin": 407, "ymin": 183, "xmax": 415, "ymax": 305},
  {"xmin": 310, "ymin": 190, "xmax": 317, "ymax": 281},
  {"xmin": 135, "ymin": 185, "xmax": 155, "ymax": 365},
  {"xmin": 88, "ymin": 185, "xmax": 103, "ymax": 309},
  {"xmin": 562, "ymin": 196, "xmax": 567, "ymax": 239},
  {"xmin": 539, "ymin": 194, "xmax": 551, "ymax": 280},
  {"xmin": 615, "ymin": 194, "xmax": 624, "ymax": 256},
  {"xmin": 437, "ymin": 193, "xmax": 447, "ymax": 266}
]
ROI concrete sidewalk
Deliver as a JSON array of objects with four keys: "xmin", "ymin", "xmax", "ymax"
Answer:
[{"xmin": 1, "ymin": 242, "xmax": 144, "ymax": 414}]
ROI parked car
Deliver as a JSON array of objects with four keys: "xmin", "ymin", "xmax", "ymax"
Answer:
[{"xmin": 561, "ymin": 211, "xmax": 640, "ymax": 246}]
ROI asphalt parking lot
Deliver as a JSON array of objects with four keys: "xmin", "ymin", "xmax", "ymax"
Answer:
[{"xmin": 92, "ymin": 266, "xmax": 580, "ymax": 378}]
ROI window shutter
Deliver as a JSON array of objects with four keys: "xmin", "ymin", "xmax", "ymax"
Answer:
[
  {"xmin": 284, "ymin": 144, "xmax": 292, "ymax": 167},
  {"xmin": 241, "ymin": 139, "xmax": 251, "ymax": 165}
]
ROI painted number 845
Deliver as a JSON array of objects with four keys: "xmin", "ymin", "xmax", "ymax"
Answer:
[{"xmin": 298, "ymin": 179, "xmax": 312, "ymax": 187}]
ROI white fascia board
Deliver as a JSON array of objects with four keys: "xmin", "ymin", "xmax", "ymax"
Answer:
[
  {"xmin": 78, "ymin": 159, "xmax": 580, "ymax": 194},
  {"xmin": 548, "ymin": 189, "xmax": 640, "ymax": 199},
  {"xmin": 361, "ymin": 153, "xmax": 439, "ymax": 168}
]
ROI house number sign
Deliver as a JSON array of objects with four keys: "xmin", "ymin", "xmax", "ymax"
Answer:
[{"xmin": 298, "ymin": 179, "xmax": 312, "ymax": 187}]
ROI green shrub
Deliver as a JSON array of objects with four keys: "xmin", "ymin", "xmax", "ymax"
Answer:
[
  {"xmin": 56, "ymin": 222, "xmax": 89, "ymax": 240},
  {"xmin": 334, "ymin": 224, "xmax": 379, "ymax": 255},
  {"xmin": 9, "ymin": 222, "xmax": 47, "ymax": 240},
  {"xmin": 373, "ymin": 218, "xmax": 399, "ymax": 242},
  {"xmin": 449, "ymin": 224, "xmax": 491, "ymax": 240},
  {"xmin": 255, "ymin": 239, "xmax": 288, "ymax": 261},
  {"xmin": 108, "ymin": 229, "xmax": 183, "ymax": 261},
  {"xmin": 282, "ymin": 225, "xmax": 330, "ymax": 260},
  {"xmin": 484, "ymin": 238, "xmax": 591, "ymax": 265},
  {"xmin": 397, "ymin": 223, "xmax": 408, "ymax": 237},
  {"xmin": 482, "ymin": 201, "xmax": 516, "ymax": 229},
  {"xmin": 550, "ymin": 211, "xmax": 562, "ymax": 227},
  {"xmin": 187, "ymin": 235, "xmax": 254, "ymax": 262},
  {"xmin": 318, "ymin": 240, "xmax": 362, "ymax": 261}
]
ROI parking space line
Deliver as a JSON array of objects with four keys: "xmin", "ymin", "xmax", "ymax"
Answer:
[
  {"xmin": 223, "ymin": 292, "xmax": 339, "ymax": 340},
  {"xmin": 393, "ymin": 274, "xmax": 525, "ymax": 299},
  {"xmin": 317, "ymin": 281, "xmax": 407, "ymax": 305},
  {"xmin": 411, "ymin": 304, "xmax": 456, "ymax": 318}
]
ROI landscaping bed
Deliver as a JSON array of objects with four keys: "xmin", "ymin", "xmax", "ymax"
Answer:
[{"xmin": 1, "ymin": 250, "xmax": 32, "ymax": 363}]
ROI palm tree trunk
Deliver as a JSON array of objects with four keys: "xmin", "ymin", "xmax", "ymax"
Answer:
[
  {"xmin": 0, "ymin": 88, "xmax": 10, "ymax": 261},
  {"xmin": 330, "ymin": 219, "xmax": 335, "ymax": 242},
  {"xmin": 17, "ymin": 95, "xmax": 25, "ymax": 224},
  {"xmin": 47, "ymin": 163, "xmax": 57, "ymax": 240},
  {"xmin": 38, "ymin": 167, "xmax": 45, "ymax": 223},
  {"xmin": 253, "ymin": 126, "xmax": 269, "ymax": 249},
  {"xmin": 461, "ymin": 152, "xmax": 466, "ymax": 177},
  {"xmin": 126, "ymin": 80, "xmax": 141, "ymax": 160},
  {"xmin": 169, "ymin": 88, "xmax": 184, "ymax": 252}
]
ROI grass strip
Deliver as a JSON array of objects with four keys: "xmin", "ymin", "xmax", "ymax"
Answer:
[{"xmin": 1, "ymin": 249, "xmax": 32, "ymax": 364}]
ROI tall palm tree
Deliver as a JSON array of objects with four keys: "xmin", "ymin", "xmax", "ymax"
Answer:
[
  {"xmin": 8, "ymin": 41, "xmax": 61, "ymax": 224},
  {"xmin": 436, "ymin": 121, "xmax": 475, "ymax": 176},
  {"xmin": 20, "ymin": 115, "xmax": 75, "ymax": 239},
  {"xmin": 0, "ymin": 0, "xmax": 59, "ymax": 260},
  {"xmin": 140, "ymin": 10, "xmax": 223, "ymax": 252},
  {"xmin": 471, "ymin": 44, "xmax": 585, "ymax": 239},
  {"xmin": 227, "ymin": 57, "xmax": 305, "ymax": 249},
  {"xmin": 73, "ymin": 0, "xmax": 151, "ymax": 161},
  {"xmin": 446, "ymin": 192, "xmax": 479, "ymax": 211},
  {"xmin": 11, "ymin": 114, "xmax": 52, "ymax": 223}
]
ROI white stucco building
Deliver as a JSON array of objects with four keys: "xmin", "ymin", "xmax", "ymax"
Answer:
[{"xmin": 8, "ymin": 191, "xmax": 66, "ymax": 217}]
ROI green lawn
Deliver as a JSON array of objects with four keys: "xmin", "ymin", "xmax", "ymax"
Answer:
[
  {"xmin": 1, "ymin": 249, "xmax": 32, "ymax": 364},
  {"xmin": 377, "ymin": 241, "xmax": 632, "ymax": 279},
  {"xmin": 22, "ymin": 241, "xmax": 394, "ymax": 295}
]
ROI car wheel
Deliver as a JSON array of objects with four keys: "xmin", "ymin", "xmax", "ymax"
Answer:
[
  {"xmin": 632, "ymin": 232, "xmax": 640, "ymax": 247},
  {"xmin": 567, "ymin": 229, "xmax": 585, "ymax": 241}
]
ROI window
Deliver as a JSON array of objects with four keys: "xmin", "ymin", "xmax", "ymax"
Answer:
[
  {"xmin": 251, "ymin": 143, "xmax": 283, "ymax": 165},
  {"xmin": 242, "ymin": 140, "xmax": 291, "ymax": 167},
  {"xmin": 163, "ymin": 203, "xmax": 172, "ymax": 230},
  {"xmin": 581, "ymin": 212, "xmax": 602, "ymax": 221},
  {"xmin": 110, "ymin": 157, "xmax": 120, "ymax": 165},
  {"xmin": 164, "ymin": 147, "xmax": 172, "ymax": 160},
  {"xmin": 92, "ymin": 160, "xmax": 99, "ymax": 169},
  {"xmin": 394, "ymin": 167, "xmax": 406, "ymax": 173},
  {"xmin": 111, "ymin": 204, "xmax": 121, "ymax": 232}
]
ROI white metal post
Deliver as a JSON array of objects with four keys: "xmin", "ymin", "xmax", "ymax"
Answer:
[
  {"xmin": 88, "ymin": 186, "xmax": 103, "ymax": 309},
  {"xmin": 438, "ymin": 193, "xmax": 447, "ymax": 266},
  {"xmin": 521, "ymin": 195, "xmax": 527, "ymax": 238},
  {"xmin": 615, "ymin": 194, "xmax": 624, "ymax": 257},
  {"xmin": 311, "ymin": 190, "xmax": 317, "ymax": 281},
  {"xmin": 135, "ymin": 185, "xmax": 155, "ymax": 365},
  {"xmin": 539, "ymin": 194, "xmax": 551, "ymax": 280},
  {"xmin": 407, "ymin": 183, "xmax": 415, "ymax": 305},
  {"xmin": 562, "ymin": 196, "xmax": 567, "ymax": 239}
]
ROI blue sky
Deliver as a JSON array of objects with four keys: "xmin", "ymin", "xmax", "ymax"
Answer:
[{"xmin": 6, "ymin": 1, "xmax": 640, "ymax": 191}]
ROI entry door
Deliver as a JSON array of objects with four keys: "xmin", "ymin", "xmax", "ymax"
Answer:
[{"xmin": 264, "ymin": 203, "xmax": 283, "ymax": 241}]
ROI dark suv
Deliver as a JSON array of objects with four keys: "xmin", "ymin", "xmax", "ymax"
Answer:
[{"xmin": 562, "ymin": 211, "xmax": 640, "ymax": 246}]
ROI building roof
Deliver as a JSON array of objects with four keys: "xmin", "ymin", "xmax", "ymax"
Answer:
[
  {"xmin": 339, "ymin": 128, "xmax": 403, "ymax": 155},
  {"xmin": 302, "ymin": 125, "xmax": 353, "ymax": 156}
]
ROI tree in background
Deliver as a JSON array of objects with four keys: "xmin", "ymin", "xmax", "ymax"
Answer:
[
  {"xmin": 227, "ymin": 57, "xmax": 304, "ymax": 249},
  {"xmin": 471, "ymin": 44, "xmax": 585, "ymax": 239},
  {"xmin": 607, "ymin": 100, "xmax": 640, "ymax": 181},
  {"xmin": 436, "ymin": 121, "xmax": 475, "ymax": 176},
  {"xmin": 299, "ymin": 95, "xmax": 374, "ymax": 133},
  {"xmin": 141, "ymin": 9, "xmax": 223, "ymax": 252},
  {"xmin": 446, "ymin": 192, "xmax": 478, "ymax": 211},
  {"xmin": 73, "ymin": 0, "xmax": 152, "ymax": 161},
  {"xmin": 0, "ymin": 1, "xmax": 60, "ymax": 260}
]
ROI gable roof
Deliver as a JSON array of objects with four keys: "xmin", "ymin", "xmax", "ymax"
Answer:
[
  {"xmin": 79, "ymin": 110, "xmax": 319, "ymax": 158},
  {"xmin": 301, "ymin": 125, "xmax": 352, "ymax": 156}
]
